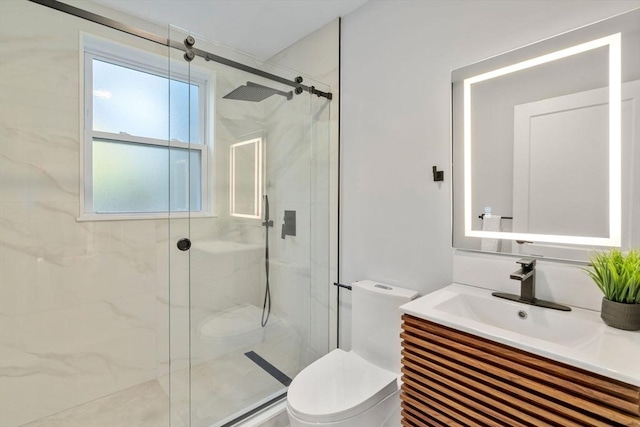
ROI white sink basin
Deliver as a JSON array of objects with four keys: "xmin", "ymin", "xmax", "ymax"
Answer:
[
  {"xmin": 432, "ymin": 291, "xmax": 603, "ymax": 347},
  {"xmin": 401, "ymin": 283, "xmax": 640, "ymax": 386}
]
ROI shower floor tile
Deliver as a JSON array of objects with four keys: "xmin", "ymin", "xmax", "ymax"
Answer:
[
  {"xmin": 159, "ymin": 328, "xmax": 310, "ymax": 427},
  {"xmin": 19, "ymin": 379, "xmax": 186, "ymax": 427},
  {"xmin": 19, "ymin": 324, "xmax": 310, "ymax": 427}
]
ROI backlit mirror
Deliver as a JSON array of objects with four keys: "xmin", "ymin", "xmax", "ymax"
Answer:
[
  {"xmin": 230, "ymin": 137, "xmax": 263, "ymax": 218},
  {"xmin": 452, "ymin": 9, "xmax": 640, "ymax": 261}
]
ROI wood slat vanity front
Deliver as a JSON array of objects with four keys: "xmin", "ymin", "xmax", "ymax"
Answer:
[{"xmin": 400, "ymin": 314, "xmax": 640, "ymax": 427}]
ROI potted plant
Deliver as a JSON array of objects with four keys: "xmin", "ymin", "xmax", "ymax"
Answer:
[{"xmin": 585, "ymin": 249, "xmax": 640, "ymax": 331}]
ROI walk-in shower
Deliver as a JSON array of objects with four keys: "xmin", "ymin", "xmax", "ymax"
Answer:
[{"xmin": 0, "ymin": 1, "xmax": 334, "ymax": 427}]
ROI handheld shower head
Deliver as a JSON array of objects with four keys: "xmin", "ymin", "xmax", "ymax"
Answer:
[{"xmin": 262, "ymin": 195, "xmax": 273, "ymax": 228}]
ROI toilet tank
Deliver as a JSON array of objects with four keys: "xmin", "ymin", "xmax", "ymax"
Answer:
[{"xmin": 351, "ymin": 280, "xmax": 419, "ymax": 373}]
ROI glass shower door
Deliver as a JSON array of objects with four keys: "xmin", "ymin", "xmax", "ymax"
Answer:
[
  {"xmin": 165, "ymin": 24, "xmax": 201, "ymax": 427},
  {"xmin": 166, "ymin": 25, "xmax": 332, "ymax": 427}
]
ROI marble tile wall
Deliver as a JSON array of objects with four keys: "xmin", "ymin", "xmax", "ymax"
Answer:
[
  {"xmin": 261, "ymin": 95, "xmax": 314, "ymax": 362},
  {"xmin": 151, "ymin": 58, "xmax": 272, "ymax": 380},
  {"xmin": 265, "ymin": 19, "xmax": 339, "ymax": 361},
  {"xmin": 181, "ymin": 17, "xmax": 338, "ymax": 383},
  {"xmin": 0, "ymin": 2, "xmax": 172, "ymax": 425}
]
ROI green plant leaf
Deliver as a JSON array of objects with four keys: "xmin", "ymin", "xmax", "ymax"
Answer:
[{"xmin": 584, "ymin": 249, "xmax": 640, "ymax": 304}]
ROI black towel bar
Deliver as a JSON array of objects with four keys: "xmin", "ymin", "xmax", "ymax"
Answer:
[
  {"xmin": 333, "ymin": 282, "xmax": 352, "ymax": 291},
  {"xmin": 478, "ymin": 214, "xmax": 513, "ymax": 220}
]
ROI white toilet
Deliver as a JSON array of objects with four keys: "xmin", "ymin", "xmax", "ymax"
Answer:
[{"xmin": 287, "ymin": 280, "xmax": 419, "ymax": 427}]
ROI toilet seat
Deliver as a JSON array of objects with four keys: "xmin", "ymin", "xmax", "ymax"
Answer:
[{"xmin": 287, "ymin": 349, "xmax": 398, "ymax": 424}]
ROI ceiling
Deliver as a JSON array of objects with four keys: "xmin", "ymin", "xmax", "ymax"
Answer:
[{"xmin": 90, "ymin": 0, "xmax": 368, "ymax": 60}]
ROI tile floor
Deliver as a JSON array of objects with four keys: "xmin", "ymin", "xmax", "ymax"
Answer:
[{"xmin": 20, "ymin": 321, "xmax": 308, "ymax": 427}]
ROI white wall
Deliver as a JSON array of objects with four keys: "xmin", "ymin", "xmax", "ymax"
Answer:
[{"xmin": 339, "ymin": 0, "xmax": 640, "ymax": 348}]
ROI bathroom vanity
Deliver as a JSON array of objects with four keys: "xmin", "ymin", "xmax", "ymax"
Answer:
[
  {"xmin": 399, "ymin": 284, "xmax": 640, "ymax": 426},
  {"xmin": 416, "ymin": 8, "xmax": 640, "ymax": 425}
]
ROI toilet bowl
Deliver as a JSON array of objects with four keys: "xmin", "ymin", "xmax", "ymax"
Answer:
[
  {"xmin": 287, "ymin": 280, "xmax": 418, "ymax": 427},
  {"xmin": 287, "ymin": 349, "xmax": 400, "ymax": 427}
]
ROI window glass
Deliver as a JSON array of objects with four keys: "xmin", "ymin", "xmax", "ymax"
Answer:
[
  {"xmin": 92, "ymin": 139, "xmax": 201, "ymax": 213},
  {"xmin": 92, "ymin": 59, "xmax": 200, "ymax": 143}
]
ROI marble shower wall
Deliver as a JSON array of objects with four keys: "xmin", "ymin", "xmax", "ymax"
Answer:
[
  {"xmin": 0, "ymin": 2, "xmax": 174, "ymax": 426},
  {"xmin": 0, "ymin": 2, "xmax": 254, "ymax": 426},
  {"xmin": 155, "ymin": 48, "xmax": 270, "ymax": 379},
  {"xmin": 180, "ymin": 19, "xmax": 338, "ymax": 375},
  {"xmin": 263, "ymin": 94, "xmax": 314, "ymax": 361},
  {"xmin": 265, "ymin": 19, "xmax": 339, "ymax": 362}
]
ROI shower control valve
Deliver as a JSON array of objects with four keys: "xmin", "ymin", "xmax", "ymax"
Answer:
[{"xmin": 281, "ymin": 210, "xmax": 296, "ymax": 239}]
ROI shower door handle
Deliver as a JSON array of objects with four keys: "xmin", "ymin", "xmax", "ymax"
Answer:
[{"xmin": 177, "ymin": 238, "xmax": 191, "ymax": 251}]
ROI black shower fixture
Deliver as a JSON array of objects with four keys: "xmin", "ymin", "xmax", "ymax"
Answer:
[{"xmin": 223, "ymin": 82, "xmax": 293, "ymax": 102}]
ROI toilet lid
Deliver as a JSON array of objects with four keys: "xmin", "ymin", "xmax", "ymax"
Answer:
[{"xmin": 287, "ymin": 349, "xmax": 398, "ymax": 423}]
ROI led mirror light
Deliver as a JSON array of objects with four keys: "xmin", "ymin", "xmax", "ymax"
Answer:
[
  {"xmin": 230, "ymin": 137, "xmax": 263, "ymax": 219},
  {"xmin": 463, "ymin": 33, "xmax": 622, "ymax": 247}
]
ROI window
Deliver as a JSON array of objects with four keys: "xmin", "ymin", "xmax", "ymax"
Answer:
[{"xmin": 81, "ymin": 36, "xmax": 213, "ymax": 219}]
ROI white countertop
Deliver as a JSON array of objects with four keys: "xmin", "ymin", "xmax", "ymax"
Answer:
[{"xmin": 400, "ymin": 283, "xmax": 640, "ymax": 386}]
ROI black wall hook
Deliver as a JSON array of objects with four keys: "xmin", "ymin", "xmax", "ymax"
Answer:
[{"xmin": 432, "ymin": 166, "xmax": 444, "ymax": 181}]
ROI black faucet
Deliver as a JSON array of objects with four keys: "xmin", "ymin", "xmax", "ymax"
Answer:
[
  {"xmin": 493, "ymin": 258, "xmax": 571, "ymax": 311},
  {"xmin": 510, "ymin": 258, "xmax": 536, "ymax": 302}
]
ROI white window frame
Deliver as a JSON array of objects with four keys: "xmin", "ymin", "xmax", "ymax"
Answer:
[{"xmin": 79, "ymin": 34, "xmax": 215, "ymax": 221}]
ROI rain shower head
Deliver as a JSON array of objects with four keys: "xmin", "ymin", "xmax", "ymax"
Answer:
[{"xmin": 223, "ymin": 82, "xmax": 293, "ymax": 102}]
